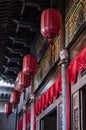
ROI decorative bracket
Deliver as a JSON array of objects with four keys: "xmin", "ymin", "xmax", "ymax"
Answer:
[
  {"xmin": 30, "ymin": 93, "xmax": 35, "ymax": 103},
  {"xmin": 59, "ymin": 49, "xmax": 69, "ymax": 65}
]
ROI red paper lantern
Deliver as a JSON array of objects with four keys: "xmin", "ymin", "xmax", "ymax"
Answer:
[
  {"xmin": 41, "ymin": 9, "xmax": 60, "ymax": 59},
  {"xmin": 18, "ymin": 71, "xmax": 31, "ymax": 88},
  {"xmin": 14, "ymin": 78, "xmax": 23, "ymax": 93},
  {"xmin": 10, "ymin": 90, "xmax": 20, "ymax": 105},
  {"xmin": 4, "ymin": 103, "xmax": 12, "ymax": 116},
  {"xmin": 23, "ymin": 54, "xmax": 37, "ymax": 75},
  {"xmin": 41, "ymin": 9, "xmax": 60, "ymax": 39}
]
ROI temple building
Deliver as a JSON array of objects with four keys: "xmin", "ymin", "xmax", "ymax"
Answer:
[{"xmin": 0, "ymin": 0, "xmax": 86, "ymax": 130}]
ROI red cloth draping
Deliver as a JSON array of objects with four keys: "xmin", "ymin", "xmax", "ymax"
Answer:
[
  {"xmin": 33, "ymin": 47, "xmax": 86, "ymax": 130},
  {"xmin": 36, "ymin": 99, "xmax": 40, "ymax": 115},
  {"xmin": 41, "ymin": 94, "xmax": 45, "ymax": 110},
  {"xmin": 45, "ymin": 90, "xmax": 49, "ymax": 107},
  {"xmin": 67, "ymin": 60, "xmax": 77, "ymax": 84},
  {"xmin": 26, "ymin": 111, "xmax": 30, "ymax": 124},
  {"xmin": 67, "ymin": 47, "xmax": 86, "ymax": 84},
  {"xmin": 34, "ymin": 82, "xmax": 59, "ymax": 114},
  {"xmin": 17, "ymin": 118, "xmax": 23, "ymax": 130},
  {"xmin": 37, "ymin": 98, "xmax": 42, "ymax": 114},
  {"xmin": 17, "ymin": 111, "xmax": 31, "ymax": 130},
  {"xmin": 76, "ymin": 47, "xmax": 86, "ymax": 71},
  {"xmin": 34, "ymin": 102, "xmax": 38, "ymax": 116},
  {"xmin": 48, "ymin": 84, "xmax": 54, "ymax": 104},
  {"xmin": 66, "ymin": 47, "xmax": 86, "ymax": 130},
  {"xmin": 53, "ymin": 82, "xmax": 59, "ymax": 100},
  {"xmin": 55, "ymin": 75, "xmax": 62, "ymax": 94},
  {"xmin": 39, "ymin": 98, "xmax": 42, "ymax": 114},
  {"xmin": 17, "ymin": 47, "xmax": 86, "ymax": 130}
]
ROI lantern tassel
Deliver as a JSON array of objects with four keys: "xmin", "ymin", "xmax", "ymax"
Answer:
[{"xmin": 50, "ymin": 44, "xmax": 52, "ymax": 62}]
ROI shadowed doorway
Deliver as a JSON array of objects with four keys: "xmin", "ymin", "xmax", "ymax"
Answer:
[{"xmin": 40, "ymin": 108, "xmax": 57, "ymax": 130}]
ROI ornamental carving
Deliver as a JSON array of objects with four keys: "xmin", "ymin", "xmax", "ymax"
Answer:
[
  {"xmin": 65, "ymin": 0, "xmax": 85, "ymax": 46},
  {"xmin": 34, "ymin": 38, "xmax": 59, "ymax": 90}
]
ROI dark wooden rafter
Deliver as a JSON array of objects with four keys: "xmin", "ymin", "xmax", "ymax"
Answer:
[
  {"xmin": 9, "ymin": 36, "xmax": 31, "ymax": 47},
  {"xmin": 13, "ymin": 19, "xmax": 39, "ymax": 33},
  {"xmin": 0, "ymin": 0, "xmax": 58, "ymax": 85}
]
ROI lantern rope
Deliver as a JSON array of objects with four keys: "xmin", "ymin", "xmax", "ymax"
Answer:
[{"xmin": 50, "ymin": 44, "xmax": 52, "ymax": 61}]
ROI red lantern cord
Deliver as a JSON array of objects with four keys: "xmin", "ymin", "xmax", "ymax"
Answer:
[
  {"xmin": 50, "ymin": 44, "xmax": 52, "ymax": 59},
  {"xmin": 48, "ymin": 39, "xmax": 53, "ymax": 63}
]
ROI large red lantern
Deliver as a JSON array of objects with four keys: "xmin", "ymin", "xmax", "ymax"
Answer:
[
  {"xmin": 10, "ymin": 90, "xmax": 20, "ymax": 105},
  {"xmin": 18, "ymin": 71, "xmax": 31, "ymax": 88},
  {"xmin": 41, "ymin": 9, "xmax": 61, "ymax": 59},
  {"xmin": 23, "ymin": 54, "xmax": 37, "ymax": 75},
  {"xmin": 4, "ymin": 103, "xmax": 12, "ymax": 116},
  {"xmin": 41, "ymin": 9, "xmax": 60, "ymax": 38}
]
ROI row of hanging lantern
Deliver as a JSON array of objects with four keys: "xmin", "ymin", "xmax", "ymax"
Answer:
[
  {"xmin": 4, "ymin": 54, "xmax": 37, "ymax": 118},
  {"xmin": 4, "ymin": 6, "xmax": 61, "ymax": 126},
  {"xmin": 18, "ymin": 54, "xmax": 37, "ymax": 89},
  {"xmin": 4, "ymin": 89, "xmax": 21, "ymax": 117},
  {"xmin": 4, "ymin": 91, "xmax": 21, "ymax": 117},
  {"xmin": 19, "ymin": 54, "xmax": 37, "ymax": 102}
]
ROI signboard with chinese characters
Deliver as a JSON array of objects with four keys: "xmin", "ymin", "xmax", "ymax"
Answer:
[{"xmin": 65, "ymin": 0, "xmax": 85, "ymax": 46}]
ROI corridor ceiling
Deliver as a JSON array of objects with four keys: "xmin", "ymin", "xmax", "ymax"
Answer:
[
  {"xmin": 0, "ymin": 0, "xmax": 69, "ymax": 101},
  {"xmin": 0, "ymin": 0, "xmax": 57, "ymax": 83}
]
